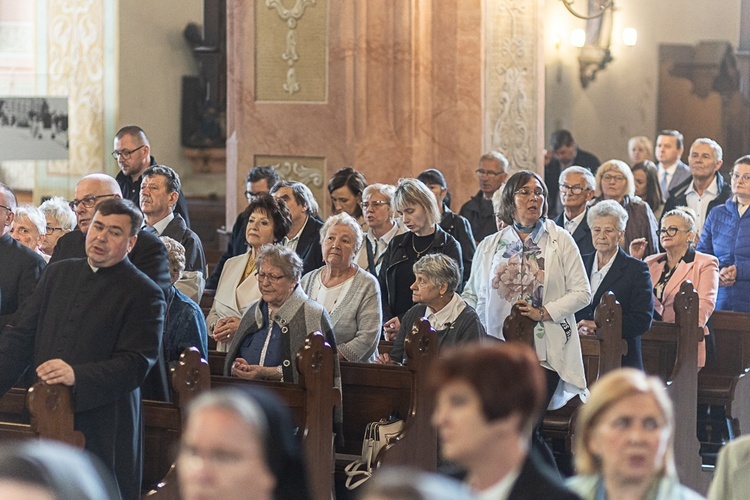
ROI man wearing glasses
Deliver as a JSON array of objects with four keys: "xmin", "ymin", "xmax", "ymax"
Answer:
[
  {"xmin": 112, "ymin": 125, "xmax": 191, "ymax": 227},
  {"xmin": 0, "ymin": 197, "xmax": 165, "ymax": 500},
  {"xmin": 206, "ymin": 165, "xmax": 279, "ymax": 289},
  {"xmin": 50, "ymin": 173, "xmax": 170, "ymax": 296},
  {"xmin": 459, "ymin": 151, "xmax": 509, "ymax": 244},
  {"xmin": 0, "ymin": 183, "xmax": 46, "ymax": 328},
  {"xmin": 544, "ymin": 129, "xmax": 600, "ymax": 216},
  {"xmin": 553, "ymin": 166, "xmax": 597, "ymax": 255}
]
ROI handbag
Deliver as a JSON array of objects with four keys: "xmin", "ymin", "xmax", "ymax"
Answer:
[{"xmin": 343, "ymin": 417, "xmax": 404, "ymax": 489}]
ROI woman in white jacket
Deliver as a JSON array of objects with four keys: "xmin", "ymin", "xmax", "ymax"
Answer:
[{"xmin": 464, "ymin": 170, "xmax": 591, "ymax": 468}]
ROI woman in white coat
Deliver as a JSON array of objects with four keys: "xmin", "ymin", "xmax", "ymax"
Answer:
[
  {"xmin": 464, "ymin": 170, "xmax": 591, "ymax": 469},
  {"xmin": 206, "ymin": 194, "xmax": 292, "ymax": 351}
]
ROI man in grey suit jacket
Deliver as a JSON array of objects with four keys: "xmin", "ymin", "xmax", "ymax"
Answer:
[
  {"xmin": 553, "ymin": 166, "xmax": 596, "ymax": 256},
  {"xmin": 656, "ymin": 129, "xmax": 691, "ymax": 201}
]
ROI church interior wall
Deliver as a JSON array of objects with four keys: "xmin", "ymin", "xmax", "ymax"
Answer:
[{"xmin": 544, "ymin": 0, "xmax": 742, "ymax": 164}]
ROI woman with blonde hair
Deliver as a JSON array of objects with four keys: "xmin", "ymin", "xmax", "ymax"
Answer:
[
  {"xmin": 568, "ymin": 368, "xmax": 702, "ymax": 500},
  {"xmin": 628, "ymin": 136, "xmax": 654, "ymax": 165}
]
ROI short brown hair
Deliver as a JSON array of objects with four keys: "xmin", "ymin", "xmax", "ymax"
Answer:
[{"xmin": 430, "ymin": 343, "xmax": 545, "ymax": 431}]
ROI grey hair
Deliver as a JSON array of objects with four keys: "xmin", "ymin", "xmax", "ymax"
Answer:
[
  {"xmin": 160, "ymin": 235, "xmax": 186, "ymax": 281},
  {"xmin": 560, "ymin": 166, "xmax": 596, "ymax": 191},
  {"xmin": 362, "ymin": 183, "xmax": 396, "ymax": 203},
  {"xmin": 392, "ymin": 178, "xmax": 441, "ymax": 227},
  {"xmin": 662, "ymin": 206, "xmax": 697, "ymax": 234},
  {"xmin": 478, "ymin": 151, "xmax": 509, "ymax": 170},
  {"xmin": 256, "ymin": 244, "xmax": 304, "ymax": 282},
  {"xmin": 14, "ymin": 204, "xmax": 47, "ymax": 235},
  {"xmin": 39, "ymin": 197, "xmax": 76, "ymax": 230},
  {"xmin": 595, "ymin": 160, "xmax": 635, "ymax": 198},
  {"xmin": 270, "ymin": 180, "xmax": 320, "ymax": 217},
  {"xmin": 412, "ymin": 254, "xmax": 461, "ymax": 295},
  {"xmin": 587, "ymin": 199, "xmax": 629, "ymax": 231},
  {"xmin": 185, "ymin": 388, "xmax": 268, "ymax": 439},
  {"xmin": 691, "ymin": 138, "xmax": 723, "ymax": 162},
  {"xmin": 320, "ymin": 212, "xmax": 363, "ymax": 253}
]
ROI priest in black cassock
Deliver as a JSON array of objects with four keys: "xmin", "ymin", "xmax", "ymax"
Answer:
[{"xmin": 0, "ymin": 198, "xmax": 165, "ymax": 500}]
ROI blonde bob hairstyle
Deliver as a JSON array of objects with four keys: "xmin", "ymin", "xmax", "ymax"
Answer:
[
  {"xmin": 574, "ymin": 368, "xmax": 676, "ymax": 478},
  {"xmin": 391, "ymin": 178, "xmax": 441, "ymax": 228},
  {"xmin": 595, "ymin": 159, "xmax": 635, "ymax": 199}
]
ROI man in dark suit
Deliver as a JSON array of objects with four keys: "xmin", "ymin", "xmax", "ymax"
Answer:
[
  {"xmin": 112, "ymin": 125, "xmax": 190, "ymax": 226},
  {"xmin": 206, "ymin": 165, "xmax": 278, "ymax": 288},
  {"xmin": 0, "ymin": 184, "xmax": 46, "ymax": 328},
  {"xmin": 545, "ymin": 129, "xmax": 600, "ymax": 216},
  {"xmin": 50, "ymin": 173, "xmax": 171, "ymax": 295},
  {"xmin": 656, "ymin": 129, "xmax": 691, "ymax": 202},
  {"xmin": 663, "ymin": 137, "xmax": 731, "ymax": 235},
  {"xmin": 575, "ymin": 201, "xmax": 653, "ymax": 369},
  {"xmin": 554, "ymin": 166, "xmax": 596, "ymax": 256},
  {"xmin": 0, "ymin": 198, "xmax": 165, "ymax": 500},
  {"xmin": 271, "ymin": 180, "xmax": 324, "ymax": 275},
  {"xmin": 140, "ymin": 164, "xmax": 206, "ymax": 300}
]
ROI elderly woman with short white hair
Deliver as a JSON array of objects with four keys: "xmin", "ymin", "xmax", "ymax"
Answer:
[
  {"xmin": 9, "ymin": 204, "xmax": 48, "ymax": 261},
  {"xmin": 592, "ymin": 159, "xmax": 659, "ymax": 257},
  {"xmin": 38, "ymin": 196, "xmax": 75, "ymax": 257},
  {"xmin": 301, "ymin": 212, "xmax": 382, "ymax": 362},
  {"xmin": 378, "ymin": 254, "xmax": 485, "ymax": 365}
]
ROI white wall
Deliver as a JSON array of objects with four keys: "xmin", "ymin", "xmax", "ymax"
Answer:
[
  {"xmin": 117, "ymin": 0, "xmax": 225, "ymax": 195},
  {"xmin": 544, "ymin": 0, "xmax": 742, "ymax": 163}
]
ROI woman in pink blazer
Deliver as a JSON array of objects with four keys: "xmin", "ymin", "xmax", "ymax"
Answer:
[{"xmin": 631, "ymin": 207, "xmax": 719, "ymax": 367}]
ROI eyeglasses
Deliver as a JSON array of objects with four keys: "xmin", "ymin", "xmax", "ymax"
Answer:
[
  {"xmin": 68, "ymin": 194, "xmax": 117, "ymax": 210},
  {"xmin": 45, "ymin": 226, "xmax": 67, "ymax": 235},
  {"xmin": 514, "ymin": 188, "xmax": 544, "ymax": 198},
  {"xmin": 244, "ymin": 190, "xmax": 264, "ymax": 199},
  {"xmin": 602, "ymin": 174, "xmax": 626, "ymax": 182},
  {"xmin": 110, "ymin": 145, "xmax": 145, "ymax": 160},
  {"xmin": 732, "ymin": 172, "xmax": 750, "ymax": 183},
  {"xmin": 0, "ymin": 204, "xmax": 11, "ymax": 213},
  {"xmin": 256, "ymin": 271, "xmax": 287, "ymax": 283},
  {"xmin": 658, "ymin": 226, "xmax": 688, "ymax": 237},
  {"xmin": 558, "ymin": 184, "xmax": 588, "ymax": 195},
  {"xmin": 475, "ymin": 169, "xmax": 504, "ymax": 177},
  {"xmin": 360, "ymin": 201, "xmax": 389, "ymax": 210}
]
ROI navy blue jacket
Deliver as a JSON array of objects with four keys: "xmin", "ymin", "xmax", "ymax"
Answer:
[{"xmin": 575, "ymin": 248, "xmax": 653, "ymax": 369}]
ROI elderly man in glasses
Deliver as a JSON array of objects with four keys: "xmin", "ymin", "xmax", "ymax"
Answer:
[
  {"xmin": 112, "ymin": 125, "xmax": 191, "ymax": 227},
  {"xmin": 0, "ymin": 183, "xmax": 46, "ymax": 328},
  {"xmin": 50, "ymin": 173, "xmax": 170, "ymax": 295},
  {"xmin": 553, "ymin": 166, "xmax": 597, "ymax": 256},
  {"xmin": 459, "ymin": 151, "xmax": 509, "ymax": 244}
]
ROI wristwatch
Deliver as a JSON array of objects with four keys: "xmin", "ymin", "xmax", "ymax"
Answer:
[{"xmin": 537, "ymin": 306, "xmax": 545, "ymax": 321}]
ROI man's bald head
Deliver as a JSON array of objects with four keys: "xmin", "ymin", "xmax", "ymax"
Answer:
[{"xmin": 73, "ymin": 174, "xmax": 122, "ymax": 233}]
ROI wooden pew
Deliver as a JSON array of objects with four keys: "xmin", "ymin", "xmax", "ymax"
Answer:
[
  {"xmin": 200, "ymin": 288, "xmax": 215, "ymax": 318},
  {"xmin": 337, "ymin": 317, "xmax": 438, "ymax": 471},
  {"xmin": 144, "ymin": 347, "xmax": 210, "ymax": 496},
  {"xmin": 696, "ymin": 310, "xmax": 750, "ymax": 458},
  {"xmin": 0, "ymin": 382, "xmax": 83, "ymax": 447},
  {"xmin": 540, "ymin": 292, "xmax": 625, "ymax": 458},
  {"xmin": 210, "ymin": 332, "xmax": 339, "ymax": 500},
  {"xmin": 640, "ymin": 281, "xmax": 702, "ymax": 492}
]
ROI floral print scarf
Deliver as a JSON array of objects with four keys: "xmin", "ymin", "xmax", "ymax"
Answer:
[{"xmin": 486, "ymin": 224, "xmax": 546, "ymax": 339}]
